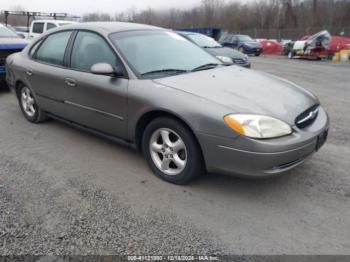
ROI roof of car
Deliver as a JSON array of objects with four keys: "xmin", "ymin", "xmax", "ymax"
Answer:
[
  {"xmin": 32, "ymin": 20, "xmax": 77, "ymax": 23},
  {"xmin": 59, "ymin": 22, "xmax": 164, "ymax": 33}
]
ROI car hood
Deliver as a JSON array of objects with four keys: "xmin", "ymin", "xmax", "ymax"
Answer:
[
  {"xmin": 205, "ymin": 47, "xmax": 247, "ymax": 60},
  {"xmin": 153, "ymin": 66, "xmax": 317, "ymax": 125},
  {"xmin": 0, "ymin": 38, "xmax": 29, "ymax": 49}
]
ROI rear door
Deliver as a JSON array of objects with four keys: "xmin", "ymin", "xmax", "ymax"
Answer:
[
  {"xmin": 26, "ymin": 30, "xmax": 74, "ymax": 116},
  {"xmin": 62, "ymin": 30, "xmax": 128, "ymax": 139}
]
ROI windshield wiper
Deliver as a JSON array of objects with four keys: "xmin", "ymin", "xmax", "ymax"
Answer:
[
  {"xmin": 141, "ymin": 69, "xmax": 188, "ymax": 76},
  {"xmin": 192, "ymin": 63, "xmax": 219, "ymax": 72}
]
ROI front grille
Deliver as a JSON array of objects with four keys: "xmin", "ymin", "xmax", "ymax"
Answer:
[
  {"xmin": 295, "ymin": 104, "xmax": 319, "ymax": 129},
  {"xmin": 0, "ymin": 49, "xmax": 22, "ymax": 66}
]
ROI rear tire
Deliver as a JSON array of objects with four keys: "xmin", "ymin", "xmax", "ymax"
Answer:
[
  {"xmin": 17, "ymin": 84, "xmax": 48, "ymax": 123},
  {"xmin": 142, "ymin": 117, "xmax": 204, "ymax": 185}
]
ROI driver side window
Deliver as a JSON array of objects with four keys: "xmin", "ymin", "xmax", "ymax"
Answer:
[
  {"xmin": 70, "ymin": 31, "xmax": 117, "ymax": 72},
  {"xmin": 231, "ymin": 36, "xmax": 238, "ymax": 43}
]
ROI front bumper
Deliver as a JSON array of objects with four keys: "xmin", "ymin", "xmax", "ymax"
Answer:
[
  {"xmin": 234, "ymin": 60, "xmax": 251, "ymax": 68},
  {"xmin": 197, "ymin": 106, "xmax": 329, "ymax": 177},
  {"xmin": 244, "ymin": 47, "xmax": 262, "ymax": 55}
]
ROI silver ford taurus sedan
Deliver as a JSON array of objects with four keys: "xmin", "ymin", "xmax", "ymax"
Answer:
[{"xmin": 6, "ymin": 22, "xmax": 329, "ymax": 184}]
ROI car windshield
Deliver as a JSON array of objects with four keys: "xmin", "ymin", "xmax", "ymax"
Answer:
[
  {"xmin": 0, "ymin": 26, "xmax": 19, "ymax": 38},
  {"xmin": 185, "ymin": 33, "xmax": 221, "ymax": 48},
  {"xmin": 110, "ymin": 30, "xmax": 221, "ymax": 77},
  {"xmin": 237, "ymin": 35, "xmax": 254, "ymax": 42}
]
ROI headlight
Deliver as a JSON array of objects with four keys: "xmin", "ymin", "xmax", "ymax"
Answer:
[
  {"xmin": 224, "ymin": 114, "xmax": 292, "ymax": 139},
  {"xmin": 244, "ymin": 55, "xmax": 248, "ymax": 61},
  {"xmin": 216, "ymin": 56, "xmax": 233, "ymax": 63}
]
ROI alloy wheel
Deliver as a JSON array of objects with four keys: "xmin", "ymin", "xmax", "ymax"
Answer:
[
  {"xmin": 21, "ymin": 86, "xmax": 36, "ymax": 117},
  {"xmin": 149, "ymin": 128, "xmax": 187, "ymax": 176}
]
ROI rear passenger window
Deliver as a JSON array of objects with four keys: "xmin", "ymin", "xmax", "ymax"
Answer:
[
  {"xmin": 34, "ymin": 31, "xmax": 71, "ymax": 66},
  {"xmin": 29, "ymin": 40, "xmax": 43, "ymax": 57},
  {"xmin": 32, "ymin": 23, "xmax": 45, "ymax": 34},
  {"xmin": 46, "ymin": 23, "xmax": 57, "ymax": 31},
  {"xmin": 70, "ymin": 31, "xmax": 117, "ymax": 71}
]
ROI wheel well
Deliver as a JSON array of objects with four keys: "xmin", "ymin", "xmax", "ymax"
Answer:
[
  {"xmin": 14, "ymin": 80, "xmax": 24, "ymax": 97},
  {"xmin": 135, "ymin": 111, "xmax": 202, "ymax": 155}
]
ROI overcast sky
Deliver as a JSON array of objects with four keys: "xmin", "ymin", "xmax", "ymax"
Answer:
[{"xmin": 1, "ymin": 0, "xmax": 205, "ymax": 15}]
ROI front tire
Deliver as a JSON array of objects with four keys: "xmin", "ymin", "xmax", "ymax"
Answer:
[
  {"xmin": 142, "ymin": 117, "xmax": 204, "ymax": 185},
  {"xmin": 17, "ymin": 84, "xmax": 48, "ymax": 123}
]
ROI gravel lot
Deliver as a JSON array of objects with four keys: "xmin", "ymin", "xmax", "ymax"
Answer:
[{"xmin": 0, "ymin": 56, "xmax": 349, "ymax": 256}]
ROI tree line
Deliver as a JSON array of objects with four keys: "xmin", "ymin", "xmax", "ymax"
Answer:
[
  {"xmin": 2, "ymin": 0, "xmax": 350, "ymax": 38},
  {"xmin": 83, "ymin": 0, "xmax": 350, "ymax": 35}
]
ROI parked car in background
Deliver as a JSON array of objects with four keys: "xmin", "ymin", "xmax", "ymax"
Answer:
[
  {"xmin": 289, "ymin": 30, "xmax": 331, "ymax": 60},
  {"xmin": 177, "ymin": 31, "xmax": 251, "ymax": 68},
  {"xmin": 29, "ymin": 20, "xmax": 77, "ymax": 39},
  {"xmin": 258, "ymin": 39, "xmax": 283, "ymax": 55},
  {"xmin": 6, "ymin": 22, "xmax": 329, "ymax": 185},
  {"xmin": 0, "ymin": 24, "xmax": 28, "ymax": 85},
  {"xmin": 177, "ymin": 27, "xmax": 221, "ymax": 40},
  {"xmin": 219, "ymin": 34, "xmax": 263, "ymax": 56},
  {"xmin": 13, "ymin": 26, "xmax": 30, "ymax": 39}
]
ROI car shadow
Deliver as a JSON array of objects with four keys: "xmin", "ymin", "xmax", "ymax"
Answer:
[
  {"xmin": 185, "ymin": 164, "xmax": 309, "ymax": 201},
  {"xmin": 46, "ymin": 117, "xmax": 307, "ymax": 200}
]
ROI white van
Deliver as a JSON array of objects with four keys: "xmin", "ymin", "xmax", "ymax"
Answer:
[{"xmin": 29, "ymin": 20, "xmax": 77, "ymax": 39}]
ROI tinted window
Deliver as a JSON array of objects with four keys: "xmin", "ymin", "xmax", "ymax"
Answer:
[
  {"xmin": 46, "ymin": 23, "xmax": 57, "ymax": 31},
  {"xmin": 237, "ymin": 35, "xmax": 254, "ymax": 42},
  {"xmin": 35, "ymin": 31, "xmax": 71, "ymax": 66},
  {"xmin": 29, "ymin": 40, "xmax": 43, "ymax": 57},
  {"xmin": 231, "ymin": 36, "xmax": 238, "ymax": 43},
  {"xmin": 71, "ymin": 31, "xmax": 117, "ymax": 71},
  {"xmin": 219, "ymin": 35, "xmax": 230, "ymax": 42},
  {"xmin": 33, "ymin": 23, "xmax": 45, "ymax": 34}
]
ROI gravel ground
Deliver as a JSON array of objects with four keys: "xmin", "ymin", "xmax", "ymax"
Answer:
[{"xmin": 0, "ymin": 56, "xmax": 349, "ymax": 256}]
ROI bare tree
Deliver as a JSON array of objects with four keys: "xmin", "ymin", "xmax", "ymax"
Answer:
[{"xmin": 4, "ymin": 0, "xmax": 349, "ymax": 38}]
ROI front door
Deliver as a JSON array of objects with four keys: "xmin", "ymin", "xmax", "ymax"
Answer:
[{"xmin": 62, "ymin": 31, "xmax": 128, "ymax": 139}]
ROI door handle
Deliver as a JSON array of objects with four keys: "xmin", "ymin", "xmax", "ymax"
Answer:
[
  {"xmin": 26, "ymin": 69, "xmax": 33, "ymax": 76},
  {"xmin": 65, "ymin": 78, "xmax": 77, "ymax": 87}
]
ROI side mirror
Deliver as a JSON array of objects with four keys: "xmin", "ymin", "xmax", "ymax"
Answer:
[
  {"xmin": 17, "ymin": 33, "xmax": 26, "ymax": 39},
  {"xmin": 90, "ymin": 63, "xmax": 124, "ymax": 77}
]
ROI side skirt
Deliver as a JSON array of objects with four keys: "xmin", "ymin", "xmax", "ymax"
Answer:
[{"xmin": 47, "ymin": 113, "xmax": 137, "ymax": 151}]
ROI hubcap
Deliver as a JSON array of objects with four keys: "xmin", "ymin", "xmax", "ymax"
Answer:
[
  {"xmin": 21, "ymin": 87, "xmax": 36, "ymax": 117},
  {"xmin": 149, "ymin": 128, "xmax": 187, "ymax": 176}
]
